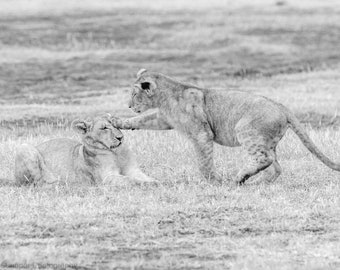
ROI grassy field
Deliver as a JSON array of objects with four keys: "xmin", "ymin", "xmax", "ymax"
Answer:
[{"xmin": 0, "ymin": 0, "xmax": 340, "ymax": 269}]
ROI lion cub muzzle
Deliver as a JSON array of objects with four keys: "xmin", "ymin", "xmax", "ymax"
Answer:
[{"xmin": 110, "ymin": 135, "xmax": 123, "ymax": 149}]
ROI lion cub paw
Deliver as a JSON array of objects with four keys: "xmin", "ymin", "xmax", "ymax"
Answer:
[{"xmin": 128, "ymin": 170, "xmax": 159, "ymax": 186}]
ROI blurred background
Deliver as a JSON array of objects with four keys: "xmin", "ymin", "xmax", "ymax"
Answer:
[{"xmin": 0, "ymin": 0, "xmax": 340, "ymax": 131}]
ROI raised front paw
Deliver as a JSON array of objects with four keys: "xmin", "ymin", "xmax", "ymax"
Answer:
[
  {"xmin": 109, "ymin": 115, "xmax": 134, "ymax": 130},
  {"xmin": 108, "ymin": 115, "xmax": 124, "ymax": 128}
]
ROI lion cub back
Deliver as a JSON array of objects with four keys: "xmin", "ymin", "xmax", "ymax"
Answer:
[
  {"xmin": 15, "ymin": 138, "xmax": 83, "ymax": 186},
  {"xmin": 37, "ymin": 138, "xmax": 81, "ymax": 182}
]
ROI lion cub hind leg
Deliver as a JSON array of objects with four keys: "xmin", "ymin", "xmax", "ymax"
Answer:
[
  {"xmin": 255, "ymin": 149, "xmax": 282, "ymax": 184},
  {"xmin": 15, "ymin": 144, "xmax": 55, "ymax": 186},
  {"xmin": 235, "ymin": 136, "xmax": 275, "ymax": 185},
  {"xmin": 250, "ymin": 149, "xmax": 282, "ymax": 184}
]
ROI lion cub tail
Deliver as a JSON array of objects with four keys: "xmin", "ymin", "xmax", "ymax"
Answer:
[{"xmin": 286, "ymin": 109, "xmax": 340, "ymax": 171}]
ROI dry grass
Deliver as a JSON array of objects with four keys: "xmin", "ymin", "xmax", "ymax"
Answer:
[
  {"xmin": 0, "ymin": 0, "xmax": 340, "ymax": 269},
  {"xmin": 0, "ymin": 128, "xmax": 339, "ymax": 269}
]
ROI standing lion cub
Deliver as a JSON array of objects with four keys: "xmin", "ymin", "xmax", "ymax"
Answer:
[
  {"xmin": 15, "ymin": 116, "xmax": 156, "ymax": 186},
  {"xmin": 110, "ymin": 69, "xmax": 340, "ymax": 185}
]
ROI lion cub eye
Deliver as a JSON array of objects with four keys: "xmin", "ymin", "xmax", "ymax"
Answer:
[{"xmin": 100, "ymin": 126, "xmax": 109, "ymax": 130}]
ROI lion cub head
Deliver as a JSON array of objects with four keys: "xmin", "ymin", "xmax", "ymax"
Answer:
[
  {"xmin": 128, "ymin": 68, "xmax": 162, "ymax": 113},
  {"xmin": 72, "ymin": 116, "xmax": 124, "ymax": 152}
]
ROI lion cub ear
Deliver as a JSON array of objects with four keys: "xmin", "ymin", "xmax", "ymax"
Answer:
[
  {"xmin": 72, "ymin": 119, "xmax": 91, "ymax": 134},
  {"xmin": 137, "ymin": 68, "xmax": 147, "ymax": 78},
  {"xmin": 140, "ymin": 80, "xmax": 157, "ymax": 97}
]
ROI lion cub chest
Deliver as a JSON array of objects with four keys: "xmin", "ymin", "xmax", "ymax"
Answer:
[
  {"xmin": 95, "ymin": 154, "xmax": 122, "ymax": 183},
  {"xmin": 94, "ymin": 146, "xmax": 131, "ymax": 183}
]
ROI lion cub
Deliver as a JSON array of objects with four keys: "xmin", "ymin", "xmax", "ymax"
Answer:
[
  {"xmin": 111, "ymin": 69, "xmax": 340, "ymax": 185},
  {"xmin": 14, "ymin": 116, "xmax": 156, "ymax": 186}
]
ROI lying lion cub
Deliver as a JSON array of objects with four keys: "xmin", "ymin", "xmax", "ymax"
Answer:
[{"xmin": 14, "ymin": 116, "xmax": 156, "ymax": 186}]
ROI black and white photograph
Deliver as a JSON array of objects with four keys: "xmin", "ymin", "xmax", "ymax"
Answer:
[{"xmin": 0, "ymin": 0, "xmax": 339, "ymax": 269}]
